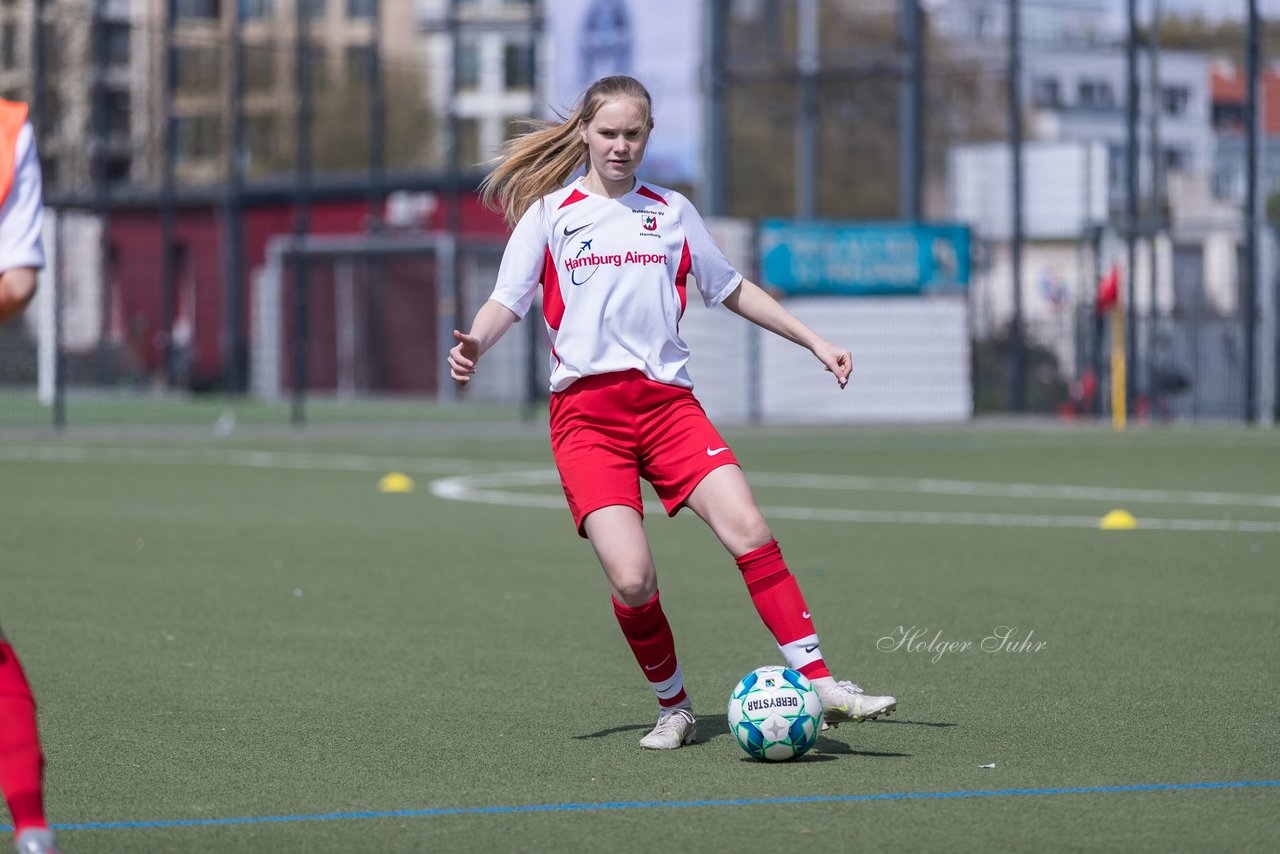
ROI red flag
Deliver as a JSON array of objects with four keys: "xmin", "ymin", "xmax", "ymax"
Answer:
[{"xmin": 1096, "ymin": 263, "xmax": 1120, "ymax": 316}]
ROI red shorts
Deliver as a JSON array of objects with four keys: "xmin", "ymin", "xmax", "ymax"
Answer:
[{"xmin": 549, "ymin": 370, "xmax": 740, "ymax": 536}]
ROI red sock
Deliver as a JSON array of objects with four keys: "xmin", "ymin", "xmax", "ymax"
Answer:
[
  {"xmin": 736, "ymin": 540, "xmax": 831, "ymax": 680},
  {"xmin": 612, "ymin": 592, "xmax": 688, "ymax": 708},
  {"xmin": 0, "ymin": 643, "xmax": 47, "ymax": 835}
]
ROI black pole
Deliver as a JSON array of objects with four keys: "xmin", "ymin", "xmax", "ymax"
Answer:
[
  {"xmin": 702, "ymin": 0, "xmax": 727, "ymax": 216},
  {"xmin": 30, "ymin": 0, "xmax": 52, "ymax": 429},
  {"xmin": 899, "ymin": 0, "xmax": 923, "ymax": 222},
  {"xmin": 29, "ymin": 0, "xmax": 44, "ymax": 132},
  {"xmin": 1091, "ymin": 225, "xmax": 1105, "ymax": 417},
  {"xmin": 1125, "ymin": 0, "xmax": 1139, "ymax": 414},
  {"xmin": 291, "ymin": 2, "xmax": 313, "ymax": 428},
  {"xmin": 796, "ymin": 0, "xmax": 818, "ymax": 219},
  {"xmin": 366, "ymin": 0, "xmax": 386, "ymax": 391},
  {"xmin": 224, "ymin": 2, "xmax": 247, "ymax": 393},
  {"xmin": 160, "ymin": 0, "xmax": 178, "ymax": 387},
  {"xmin": 1146, "ymin": 0, "xmax": 1162, "ymax": 418},
  {"xmin": 368, "ymin": 0, "xmax": 385, "ymax": 217},
  {"xmin": 91, "ymin": 0, "xmax": 111, "ymax": 379},
  {"xmin": 1008, "ymin": 0, "xmax": 1025, "ymax": 412},
  {"xmin": 1244, "ymin": 0, "xmax": 1259, "ymax": 423}
]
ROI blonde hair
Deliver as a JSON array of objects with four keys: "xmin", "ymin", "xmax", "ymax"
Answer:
[{"xmin": 480, "ymin": 75, "xmax": 653, "ymax": 227}]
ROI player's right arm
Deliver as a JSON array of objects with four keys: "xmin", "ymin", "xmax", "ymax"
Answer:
[
  {"xmin": 0, "ymin": 267, "xmax": 37, "ymax": 324},
  {"xmin": 449, "ymin": 299, "xmax": 519, "ymax": 385},
  {"xmin": 0, "ymin": 121, "xmax": 44, "ymax": 325},
  {"xmin": 451, "ymin": 198, "xmax": 547, "ymax": 385}
]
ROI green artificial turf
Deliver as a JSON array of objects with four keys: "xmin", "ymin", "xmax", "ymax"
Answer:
[{"xmin": 0, "ymin": 423, "xmax": 1277, "ymax": 852}]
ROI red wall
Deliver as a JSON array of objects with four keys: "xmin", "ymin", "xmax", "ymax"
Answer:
[{"xmin": 105, "ymin": 193, "xmax": 508, "ymax": 392}]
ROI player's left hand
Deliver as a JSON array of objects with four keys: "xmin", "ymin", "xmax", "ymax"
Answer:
[{"xmin": 814, "ymin": 341, "xmax": 852, "ymax": 389}]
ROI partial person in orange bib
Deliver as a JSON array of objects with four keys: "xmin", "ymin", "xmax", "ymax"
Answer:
[{"xmin": 0, "ymin": 98, "xmax": 61, "ymax": 854}]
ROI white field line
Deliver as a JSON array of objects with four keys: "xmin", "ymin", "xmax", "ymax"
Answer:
[
  {"xmin": 6, "ymin": 445, "xmax": 1278, "ymax": 533},
  {"xmin": 747, "ymin": 472, "xmax": 1280, "ymax": 509},
  {"xmin": 429, "ymin": 470, "xmax": 1280, "ymax": 534},
  {"xmin": 0, "ymin": 444, "xmax": 506, "ymax": 475}
]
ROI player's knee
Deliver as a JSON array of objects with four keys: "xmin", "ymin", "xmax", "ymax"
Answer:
[
  {"xmin": 611, "ymin": 572, "xmax": 657, "ymax": 606},
  {"xmin": 727, "ymin": 511, "xmax": 772, "ymax": 552}
]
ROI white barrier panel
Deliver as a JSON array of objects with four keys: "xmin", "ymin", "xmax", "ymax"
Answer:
[{"xmin": 681, "ymin": 295, "xmax": 971, "ymax": 424}]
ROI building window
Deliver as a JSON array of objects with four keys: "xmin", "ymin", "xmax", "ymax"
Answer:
[
  {"xmin": 106, "ymin": 23, "xmax": 131, "ymax": 66},
  {"xmin": 1106, "ymin": 143, "xmax": 1128, "ymax": 196},
  {"xmin": 239, "ymin": 0, "xmax": 273, "ymax": 18},
  {"xmin": 1031, "ymin": 76, "xmax": 1060, "ymax": 109},
  {"xmin": 175, "ymin": 46, "xmax": 222, "ymax": 94},
  {"xmin": 302, "ymin": 0, "xmax": 326, "ymax": 20},
  {"xmin": 176, "ymin": 113, "xmax": 224, "ymax": 162},
  {"xmin": 456, "ymin": 117, "xmax": 480, "ymax": 168},
  {"xmin": 347, "ymin": 0, "xmax": 375, "ymax": 18},
  {"xmin": 1163, "ymin": 147, "xmax": 1188, "ymax": 172},
  {"xmin": 456, "ymin": 41, "xmax": 480, "ymax": 92},
  {"xmin": 1077, "ymin": 79, "xmax": 1115, "ymax": 111},
  {"xmin": 244, "ymin": 44, "xmax": 275, "ymax": 91},
  {"xmin": 1212, "ymin": 102, "xmax": 1244, "ymax": 133},
  {"xmin": 244, "ymin": 112, "xmax": 283, "ymax": 173},
  {"xmin": 106, "ymin": 90, "xmax": 131, "ymax": 138},
  {"xmin": 1161, "ymin": 85, "xmax": 1189, "ymax": 117},
  {"xmin": 0, "ymin": 23, "xmax": 15, "ymax": 71},
  {"xmin": 346, "ymin": 44, "xmax": 375, "ymax": 83},
  {"xmin": 106, "ymin": 155, "xmax": 131, "ymax": 183},
  {"xmin": 177, "ymin": 0, "xmax": 222, "ymax": 19},
  {"xmin": 503, "ymin": 42, "xmax": 534, "ymax": 92}
]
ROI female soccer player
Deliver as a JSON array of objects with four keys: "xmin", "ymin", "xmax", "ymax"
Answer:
[
  {"xmin": 448, "ymin": 75, "xmax": 896, "ymax": 750},
  {"xmin": 0, "ymin": 100, "xmax": 59, "ymax": 854}
]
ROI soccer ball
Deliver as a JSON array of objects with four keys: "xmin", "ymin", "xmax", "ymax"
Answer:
[{"xmin": 727, "ymin": 666, "xmax": 823, "ymax": 761}]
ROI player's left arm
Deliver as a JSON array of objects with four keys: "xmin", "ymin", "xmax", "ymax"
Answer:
[{"xmin": 721, "ymin": 278, "xmax": 852, "ymax": 389}]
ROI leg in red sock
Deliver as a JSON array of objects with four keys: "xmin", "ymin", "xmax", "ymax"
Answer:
[
  {"xmin": 735, "ymin": 539, "xmax": 832, "ymax": 680},
  {"xmin": 0, "ymin": 640, "xmax": 48, "ymax": 838}
]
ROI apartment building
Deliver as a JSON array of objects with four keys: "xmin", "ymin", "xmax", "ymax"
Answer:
[
  {"xmin": 417, "ymin": 0, "xmax": 541, "ymax": 173},
  {"xmin": 153, "ymin": 0, "xmax": 422, "ymax": 184}
]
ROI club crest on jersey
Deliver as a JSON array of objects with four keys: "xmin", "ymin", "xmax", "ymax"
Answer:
[{"xmin": 642, "ymin": 214, "xmax": 657, "ymax": 231}]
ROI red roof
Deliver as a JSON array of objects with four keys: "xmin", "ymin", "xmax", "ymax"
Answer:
[{"xmin": 1211, "ymin": 66, "xmax": 1280, "ymax": 134}]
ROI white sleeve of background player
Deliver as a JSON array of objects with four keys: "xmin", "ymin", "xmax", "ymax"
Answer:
[
  {"xmin": 678, "ymin": 193, "xmax": 742, "ymax": 307},
  {"xmin": 0, "ymin": 124, "xmax": 45, "ymax": 272},
  {"xmin": 489, "ymin": 201, "xmax": 548, "ymax": 319}
]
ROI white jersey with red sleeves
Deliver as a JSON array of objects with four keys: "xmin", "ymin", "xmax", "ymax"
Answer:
[{"xmin": 489, "ymin": 177, "xmax": 742, "ymax": 392}]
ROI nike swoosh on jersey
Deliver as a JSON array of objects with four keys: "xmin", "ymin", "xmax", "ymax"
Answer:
[
  {"xmin": 563, "ymin": 222, "xmax": 591, "ymax": 236},
  {"xmin": 706, "ymin": 446, "xmax": 731, "ymax": 456}
]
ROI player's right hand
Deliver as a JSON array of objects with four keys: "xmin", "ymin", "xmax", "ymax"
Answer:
[{"xmin": 448, "ymin": 329, "xmax": 480, "ymax": 385}]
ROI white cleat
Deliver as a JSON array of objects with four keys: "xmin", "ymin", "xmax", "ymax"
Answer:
[
  {"xmin": 15, "ymin": 829, "xmax": 60, "ymax": 854},
  {"xmin": 813, "ymin": 678, "xmax": 896, "ymax": 729},
  {"xmin": 638, "ymin": 705, "xmax": 697, "ymax": 749}
]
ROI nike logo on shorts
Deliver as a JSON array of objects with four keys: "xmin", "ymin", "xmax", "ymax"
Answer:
[
  {"xmin": 706, "ymin": 446, "xmax": 731, "ymax": 457},
  {"xmin": 564, "ymin": 222, "xmax": 591, "ymax": 236}
]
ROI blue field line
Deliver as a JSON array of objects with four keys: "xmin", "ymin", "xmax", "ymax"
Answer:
[{"xmin": 21, "ymin": 779, "xmax": 1279, "ymax": 833}]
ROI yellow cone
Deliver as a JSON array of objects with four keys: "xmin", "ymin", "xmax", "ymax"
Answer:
[
  {"xmin": 378, "ymin": 472, "xmax": 415, "ymax": 493},
  {"xmin": 1099, "ymin": 509, "xmax": 1137, "ymax": 530}
]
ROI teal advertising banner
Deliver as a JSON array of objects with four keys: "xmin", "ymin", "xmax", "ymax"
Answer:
[{"xmin": 759, "ymin": 221, "xmax": 971, "ymax": 296}]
